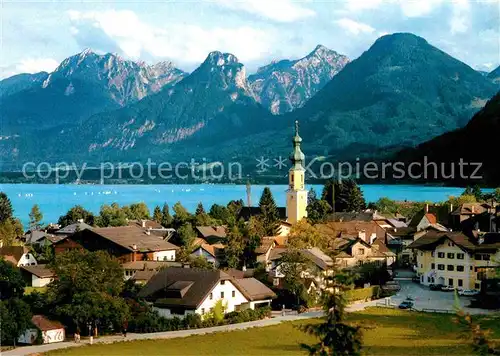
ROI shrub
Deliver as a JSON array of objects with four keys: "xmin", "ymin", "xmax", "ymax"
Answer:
[{"xmin": 344, "ymin": 286, "xmax": 380, "ymax": 302}]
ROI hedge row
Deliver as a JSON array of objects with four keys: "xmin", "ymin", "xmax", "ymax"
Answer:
[{"xmin": 129, "ymin": 306, "xmax": 271, "ymax": 333}]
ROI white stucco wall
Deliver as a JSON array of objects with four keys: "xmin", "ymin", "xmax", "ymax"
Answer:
[
  {"xmin": 18, "ymin": 253, "xmax": 37, "ymax": 267},
  {"xmin": 18, "ymin": 328, "xmax": 64, "ymax": 344},
  {"xmin": 196, "ymin": 280, "xmax": 248, "ymax": 315},
  {"xmin": 32, "ymin": 275, "xmax": 53, "ymax": 287},
  {"xmin": 153, "ymin": 250, "xmax": 176, "ymax": 261}
]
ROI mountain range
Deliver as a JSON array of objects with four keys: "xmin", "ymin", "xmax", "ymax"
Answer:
[
  {"xmin": 248, "ymin": 45, "xmax": 349, "ymax": 114},
  {"xmin": 0, "ymin": 32, "xmax": 498, "ymax": 182}
]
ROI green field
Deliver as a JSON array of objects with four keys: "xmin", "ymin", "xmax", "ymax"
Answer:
[{"xmin": 46, "ymin": 308, "xmax": 500, "ymax": 356}]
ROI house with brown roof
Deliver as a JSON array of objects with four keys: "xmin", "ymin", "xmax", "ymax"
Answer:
[
  {"xmin": 138, "ymin": 268, "xmax": 275, "ymax": 319},
  {"xmin": 195, "ymin": 226, "xmax": 227, "ymax": 244},
  {"xmin": 315, "ymin": 221, "xmax": 395, "ymax": 267},
  {"xmin": 20, "ymin": 264, "xmax": 55, "ymax": 287},
  {"xmin": 409, "ymin": 231, "xmax": 500, "ymax": 290},
  {"xmin": 121, "ymin": 260, "xmax": 184, "ymax": 280},
  {"xmin": 190, "ymin": 243, "xmax": 225, "ymax": 266},
  {"xmin": 0, "ymin": 246, "xmax": 37, "ymax": 267},
  {"xmin": 18, "ymin": 315, "xmax": 65, "ymax": 344},
  {"xmin": 53, "ymin": 226, "xmax": 180, "ymax": 263}
]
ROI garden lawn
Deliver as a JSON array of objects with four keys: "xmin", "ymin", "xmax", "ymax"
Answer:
[{"xmin": 46, "ymin": 308, "xmax": 500, "ymax": 356}]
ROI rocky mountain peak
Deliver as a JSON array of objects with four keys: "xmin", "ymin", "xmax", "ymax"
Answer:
[{"xmin": 204, "ymin": 51, "xmax": 240, "ymax": 67}]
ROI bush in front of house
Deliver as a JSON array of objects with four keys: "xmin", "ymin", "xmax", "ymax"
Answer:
[{"xmin": 128, "ymin": 305, "xmax": 272, "ymax": 333}]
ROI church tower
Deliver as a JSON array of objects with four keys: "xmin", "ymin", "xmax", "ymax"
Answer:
[{"xmin": 286, "ymin": 120, "xmax": 308, "ymax": 224}]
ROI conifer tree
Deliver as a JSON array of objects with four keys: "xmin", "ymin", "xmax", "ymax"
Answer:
[
  {"xmin": 259, "ymin": 187, "xmax": 280, "ymax": 236},
  {"xmin": 321, "ymin": 179, "xmax": 365, "ymax": 213},
  {"xmin": 300, "ymin": 271, "xmax": 362, "ymax": 355},
  {"xmin": 29, "ymin": 204, "xmax": 43, "ymax": 231},
  {"xmin": 161, "ymin": 203, "xmax": 173, "ymax": 227},
  {"xmin": 153, "ymin": 206, "xmax": 162, "ymax": 224}
]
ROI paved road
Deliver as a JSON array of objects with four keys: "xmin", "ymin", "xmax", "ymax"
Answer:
[{"xmin": 2, "ymin": 312, "xmax": 324, "ymax": 356}]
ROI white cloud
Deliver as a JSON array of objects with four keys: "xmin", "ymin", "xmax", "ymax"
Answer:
[
  {"xmin": 449, "ymin": 0, "xmax": 471, "ymax": 34},
  {"xmin": 399, "ymin": 0, "xmax": 444, "ymax": 17},
  {"xmin": 344, "ymin": 0, "xmax": 385, "ymax": 12},
  {"xmin": 0, "ymin": 58, "xmax": 59, "ymax": 78},
  {"xmin": 68, "ymin": 10, "xmax": 274, "ymax": 65},
  {"xmin": 212, "ymin": 0, "xmax": 315, "ymax": 22},
  {"xmin": 335, "ymin": 18, "xmax": 375, "ymax": 35}
]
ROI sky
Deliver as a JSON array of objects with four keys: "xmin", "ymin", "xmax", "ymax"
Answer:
[{"xmin": 1, "ymin": 0, "xmax": 499, "ymax": 78}]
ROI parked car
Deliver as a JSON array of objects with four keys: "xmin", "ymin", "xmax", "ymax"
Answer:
[
  {"xmin": 382, "ymin": 281, "xmax": 401, "ymax": 292},
  {"xmin": 441, "ymin": 285, "xmax": 455, "ymax": 292},
  {"xmin": 429, "ymin": 284, "xmax": 443, "ymax": 291},
  {"xmin": 458, "ymin": 289, "xmax": 480, "ymax": 296},
  {"xmin": 398, "ymin": 300, "xmax": 414, "ymax": 309}
]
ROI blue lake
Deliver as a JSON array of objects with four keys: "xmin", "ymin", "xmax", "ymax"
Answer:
[{"xmin": 0, "ymin": 184, "xmax": 473, "ymax": 228}]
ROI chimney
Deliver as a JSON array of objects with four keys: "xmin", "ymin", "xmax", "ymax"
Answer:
[
  {"xmin": 132, "ymin": 244, "xmax": 137, "ymax": 250},
  {"xmin": 78, "ymin": 218, "xmax": 84, "ymax": 223},
  {"xmin": 425, "ymin": 204, "xmax": 429, "ymax": 213},
  {"xmin": 471, "ymin": 205, "xmax": 475, "ymax": 214},
  {"xmin": 449, "ymin": 203, "xmax": 453, "ymax": 213},
  {"xmin": 242, "ymin": 265, "xmax": 247, "ymax": 272},
  {"xmin": 141, "ymin": 220, "xmax": 147, "ymax": 228},
  {"xmin": 358, "ymin": 230, "xmax": 366, "ymax": 242}
]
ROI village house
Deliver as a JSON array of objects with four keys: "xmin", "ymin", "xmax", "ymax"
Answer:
[
  {"xmin": 129, "ymin": 219, "xmax": 175, "ymax": 240},
  {"xmin": 121, "ymin": 260, "xmax": 184, "ymax": 280},
  {"xmin": 195, "ymin": 226, "xmax": 227, "ymax": 243},
  {"xmin": 24, "ymin": 230, "xmax": 56, "ymax": 246},
  {"xmin": 409, "ymin": 231, "xmax": 500, "ymax": 290},
  {"xmin": 315, "ymin": 221, "xmax": 396, "ymax": 268},
  {"xmin": 138, "ymin": 268, "xmax": 275, "ymax": 319},
  {"xmin": 0, "ymin": 246, "xmax": 37, "ymax": 267},
  {"xmin": 18, "ymin": 315, "xmax": 65, "ymax": 345},
  {"xmin": 20, "ymin": 264, "xmax": 55, "ymax": 287},
  {"xmin": 52, "ymin": 226, "xmax": 179, "ymax": 263},
  {"xmin": 450, "ymin": 202, "xmax": 499, "ymax": 233},
  {"xmin": 190, "ymin": 242, "xmax": 225, "ymax": 266},
  {"xmin": 54, "ymin": 221, "xmax": 93, "ymax": 236}
]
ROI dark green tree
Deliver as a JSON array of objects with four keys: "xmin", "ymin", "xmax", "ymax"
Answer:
[
  {"xmin": 0, "ymin": 258, "xmax": 26, "ymax": 299},
  {"xmin": 161, "ymin": 203, "xmax": 173, "ymax": 227},
  {"xmin": 259, "ymin": 187, "xmax": 280, "ymax": 236},
  {"xmin": 129, "ymin": 202, "xmax": 151, "ymax": 220},
  {"xmin": 195, "ymin": 202, "xmax": 214, "ymax": 226},
  {"xmin": 307, "ymin": 200, "xmax": 332, "ymax": 224},
  {"xmin": 47, "ymin": 250, "xmax": 128, "ymax": 334},
  {"xmin": 96, "ymin": 203, "xmax": 128, "ymax": 227},
  {"xmin": 172, "ymin": 202, "xmax": 193, "ymax": 228},
  {"xmin": 177, "ymin": 223, "xmax": 197, "ymax": 250},
  {"xmin": 153, "ymin": 205, "xmax": 162, "ymax": 224},
  {"xmin": 463, "ymin": 185, "xmax": 484, "ymax": 201},
  {"xmin": 0, "ymin": 218, "xmax": 24, "ymax": 246},
  {"xmin": 0, "ymin": 298, "xmax": 32, "ymax": 346},
  {"xmin": 224, "ymin": 224, "xmax": 245, "ymax": 268},
  {"xmin": 279, "ymin": 249, "xmax": 313, "ymax": 308},
  {"xmin": 0, "ymin": 192, "xmax": 13, "ymax": 223},
  {"xmin": 57, "ymin": 205, "xmax": 95, "ymax": 227},
  {"xmin": 29, "ymin": 204, "xmax": 43, "ymax": 231},
  {"xmin": 300, "ymin": 272, "xmax": 362, "ymax": 355},
  {"xmin": 322, "ymin": 179, "xmax": 366, "ymax": 213}
]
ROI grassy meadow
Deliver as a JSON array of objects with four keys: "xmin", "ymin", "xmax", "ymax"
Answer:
[{"xmin": 45, "ymin": 308, "xmax": 500, "ymax": 356}]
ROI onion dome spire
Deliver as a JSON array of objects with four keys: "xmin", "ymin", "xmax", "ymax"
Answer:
[{"xmin": 290, "ymin": 120, "xmax": 305, "ymax": 170}]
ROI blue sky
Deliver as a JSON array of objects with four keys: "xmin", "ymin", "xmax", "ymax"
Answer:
[{"xmin": 1, "ymin": 0, "xmax": 499, "ymax": 78}]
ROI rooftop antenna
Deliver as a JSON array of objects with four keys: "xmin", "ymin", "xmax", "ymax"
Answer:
[{"xmin": 246, "ymin": 181, "xmax": 252, "ymax": 207}]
